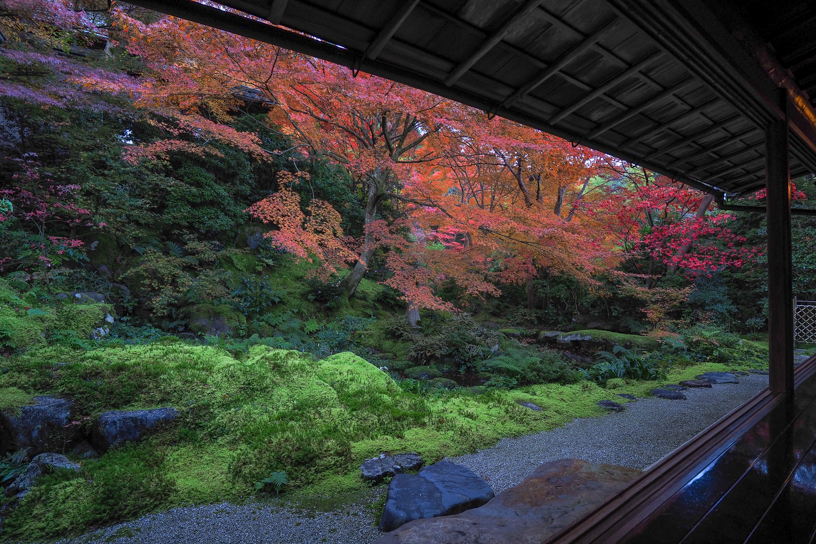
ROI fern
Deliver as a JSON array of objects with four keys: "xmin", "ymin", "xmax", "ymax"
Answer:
[{"xmin": 255, "ymin": 470, "xmax": 288, "ymax": 495}]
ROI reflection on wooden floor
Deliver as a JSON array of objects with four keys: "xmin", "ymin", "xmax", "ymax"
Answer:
[{"xmin": 550, "ymin": 357, "xmax": 816, "ymax": 544}]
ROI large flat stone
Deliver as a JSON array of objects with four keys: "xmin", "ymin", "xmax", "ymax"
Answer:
[
  {"xmin": 0, "ymin": 396, "xmax": 81, "ymax": 455},
  {"xmin": 376, "ymin": 459, "xmax": 640, "ymax": 543},
  {"xmin": 696, "ymin": 372, "xmax": 739, "ymax": 384},
  {"xmin": 379, "ymin": 461, "xmax": 494, "ymax": 532},
  {"xmin": 91, "ymin": 407, "xmax": 177, "ymax": 453}
]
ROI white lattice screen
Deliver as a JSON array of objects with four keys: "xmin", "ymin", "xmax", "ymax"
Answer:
[{"xmin": 795, "ymin": 299, "xmax": 816, "ymax": 343}]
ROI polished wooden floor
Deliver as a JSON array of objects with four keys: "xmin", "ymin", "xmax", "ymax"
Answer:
[{"xmin": 551, "ymin": 357, "xmax": 816, "ymax": 544}]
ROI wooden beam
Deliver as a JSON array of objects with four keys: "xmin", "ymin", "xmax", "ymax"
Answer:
[
  {"xmin": 364, "ymin": 0, "xmax": 420, "ymax": 60},
  {"xmin": 266, "ymin": 0, "xmax": 288, "ymax": 24},
  {"xmin": 664, "ymin": 127, "xmax": 760, "ymax": 168},
  {"xmin": 684, "ymin": 141, "xmax": 765, "ymax": 175},
  {"xmin": 766, "ymin": 88, "xmax": 794, "ymax": 396},
  {"xmin": 443, "ymin": 0, "xmax": 545, "ymax": 87},
  {"xmin": 646, "ymin": 114, "xmax": 742, "ymax": 161},
  {"xmin": 500, "ymin": 16, "xmax": 619, "ymax": 108},
  {"xmin": 586, "ymin": 78, "xmax": 696, "ymax": 139},
  {"xmin": 707, "ymin": 155, "xmax": 765, "ymax": 180},
  {"xmin": 549, "ymin": 50, "xmax": 664, "ymax": 125},
  {"xmin": 620, "ymin": 98, "xmax": 718, "ymax": 150}
]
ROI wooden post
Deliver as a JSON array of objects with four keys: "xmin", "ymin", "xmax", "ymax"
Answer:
[{"xmin": 766, "ymin": 88, "xmax": 794, "ymax": 395}]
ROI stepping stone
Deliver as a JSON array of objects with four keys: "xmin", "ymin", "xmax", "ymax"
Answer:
[
  {"xmin": 651, "ymin": 388, "xmax": 686, "ymax": 400},
  {"xmin": 680, "ymin": 379, "xmax": 713, "ymax": 388},
  {"xmin": 748, "ymin": 369, "xmax": 769, "ymax": 375},
  {"xmin": 516, "ymin": 401, "xmax": 543, "ymax": 411},
  {"xmin": 696, "ymin": 372, "xmax": 739, "ymax": 384},
  {"xmin": 376, "ymin": 459, "xmax": 641, "ymax": 543},
  {"xmin": 598, "ymin": 400, "xmax": 625, "ymax": 411},
  {"xmin": 617, "ymin": 394, "xmax": 637, "ymax": 400},
  {"xmin": 732, "ymin": 371, "xmax": 750, "ymax": 376},
  {"xmin": 379, "ymin": 461, "xmax": 494, "ymax": 532},
  {"xmin": 361, "ymin": 452, "xmax": 425, "ymax": 483},
  {"xmin": 664, "ymin": 384, "xmax": 687, "ymax": 391}
]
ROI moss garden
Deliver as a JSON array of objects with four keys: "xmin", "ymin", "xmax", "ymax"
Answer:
[{"xmin": 0, "ymin": 274, "xmax": 772, "ymax": 542}]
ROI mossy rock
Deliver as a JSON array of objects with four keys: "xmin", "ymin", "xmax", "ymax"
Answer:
[
  {"xmin": 404, "ymin": 366, "xmax": 442, "ymax": 380},
  {"xmin": 429, "ymin": 377, "xmax": 457, "ymax": 389},
  {"xmin": 605, "ymin": 378, "xmax": 626, "ymax": 390},
  {"xmin": 537, "ymin": 331, "xmax": 563, "ymax": 343},
  {"xmin": 558, "ymin": 330, "xmax": 660, "ymax": 352},
  {"xmin": 187, "ymin": 304, "xmax": 247, "ymax": 337},
  {"xmin": 499, "ymin": 328, "xmax": 521, "ymax": 338}
]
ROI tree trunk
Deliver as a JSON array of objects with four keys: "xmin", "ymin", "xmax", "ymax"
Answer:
[
  {"xmin": 407, "ymin": 301, "xmax": 421, "ymax": 328},
  {"xmin": 666, "ymin": 194, "xmax": 715, "ymax": 275},
  {"xmin": 342, "ymin": 178, "xmax": 384, "ymax": 298},
  {"xmin": 553, "ymin": 185, "xmax": 566, "ymax": 217},
  {"xmin": 526, "ymin": 276, "xmax": 537, "ymax": 311}
]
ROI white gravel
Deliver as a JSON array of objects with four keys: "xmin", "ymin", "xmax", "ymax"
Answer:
[{"xmin": 48, "ymin": 374, "xmax": 769, "ymax": 544}]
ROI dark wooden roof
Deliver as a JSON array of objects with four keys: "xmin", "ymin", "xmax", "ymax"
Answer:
[{"xmin": 125, "ymin": 0, "xmax": 816, "ymax": 200}]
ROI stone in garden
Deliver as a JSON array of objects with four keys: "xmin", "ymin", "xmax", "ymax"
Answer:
[
  {"xmin": 680, "ymin": 379, "xmax": 713, "ymax": 388},
  {"xmin": 404, "ymin": 366, "xmax": 441, "ymax": 380},
  {"xmin": 429, "ymin": 377, "xmax": 457, "ymax": 389},
  {"xmin": 71, "ymin": 291, "xmax": 105, "ymax": 304},
  {"xmin": 651, "ymin": 388, "xmax": 687, "ymax": 400},
  {"xmin": 696, "ymin": 372, "xmax": 739, "ymax": 384},
  {"xmin": 376, "ymin": 459, "xmax": 640, "ymax": 543},
  {"xmin": 361, "ymin": 452, "xmax": 424, "ymax": 483},
  {"xmin": 91, "ymin": 407, "xmax": 177, "ymax": 453},
  {"xmin": 5, "ymin": 453, "xmax": 80, "ymax": 497},
  {"xmin": 748, "ymin": 369, "xmax": 769, "ymax": 375},
  {"xmin": 598, "ymin": 400, "xmax": 625, "ymax": 411},
  {"xmin": 0, "ymin": 396, "xmax": 81, "ymax": 455},
  {"xmin": 70, "ymin": 440, "xmax": 99, "ymax": 459},
  {"xmin": 515, "ymin": 400, "xmax": 543, "ymax": 411},
  {"xmin": 617, "ymin": 394, "xmax": 637, "ymax": 400},
  {"xmin": 664, "ymin": 384, "xmax": 687, "ymax": 391},
  {"xmin": 379, "ymin": 461, "xmax": 494, "ymax": 532}
]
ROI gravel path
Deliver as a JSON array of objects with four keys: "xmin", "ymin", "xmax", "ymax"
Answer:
[{"xmin": 50, "ymin": 374, "xmax": 769, "ymax": 544}]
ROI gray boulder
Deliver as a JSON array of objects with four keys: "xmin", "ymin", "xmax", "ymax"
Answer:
[
  {"xmin": 5, "ymin": 453, "xmax": 80, "ymax": 497},
  {"xmin": 70, "ymin": 440, "xmax": 100, "ymax": 459},
  {"xmin": 696, "ymin": 372, "xmax": 739, "ymax": 384},
  {"xmin": 71, "ymin": 292, "xmax": 105, "ymax": 304},
  {"xmin": 361, "ymin": 452, "xmax": 424, "ymax": 483},
  {"xmin": 651, "ymin": 388, "xmax": 687, "ymax": 400},
  {"xmin": 379, "ymin": 461, "xmax": 494, "ymax": 531},
  {"xmin": 91, "ymin": 407, "xmax": 177, "ymax": 453},
  {"xmin": 680, "ymin": 379, "xmax": 713, "ymax": 388},
  {"xmin": 376, "ymin": 459, "xmax": 641, "ymax": 544},
  {"xmin": 598, "ymin": 400, "xmax": 625, "ymax": 411},
  {"xmin": 0, "ymin": 396, "xmax": 81, "ymax": 455}
]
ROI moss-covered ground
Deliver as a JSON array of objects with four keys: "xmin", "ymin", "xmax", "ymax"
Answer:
[{"xmin": 0, "ymin": 336, "xmax": 768, "ymax": 541}]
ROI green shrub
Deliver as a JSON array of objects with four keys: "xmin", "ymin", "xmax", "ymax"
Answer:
[{"xmin": 583, "ymin": 346, "xmax": 665, "ymax": 385}]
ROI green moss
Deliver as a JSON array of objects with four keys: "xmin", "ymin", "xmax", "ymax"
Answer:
[
  {"xmin": 55, "ymin": 302, "xmax": 114, "ymax": 337},
  {"xmin": 187, "ymin": 303, "xmax": 247, "ymax": 336},
  {"xmin": 605, "ymin": 378, "xmax": 626, "ymax": 390},
  {"xmin": 0, "ymin": 338, "xmax": 758, "ymax": 541},
  {"xmin": 0, "ymin": 387, "xmax": 35, "ymax": 415},
  {"xmin": 404, "ymin": 366, "xmax": 442, "ymax": 380},
  {"xmin": 565, "ymin": 330, "xmax": 661, "ymax": 351},
  {"xmin": 498, "ymin": 328, "xmax": 521, "ymax": 337}
]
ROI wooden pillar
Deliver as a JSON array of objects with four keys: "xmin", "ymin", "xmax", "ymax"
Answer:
[{"xmin": 766, "ymin": 89, "xmax": 794, "ymax": 395}]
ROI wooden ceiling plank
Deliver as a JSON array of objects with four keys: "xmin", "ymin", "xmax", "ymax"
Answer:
[
  {"xmin": 664, "ymin": 127, "xmax": 761, "ymax": 168},
  {"xmin": 619, "ymin": 97, "xmax": 719, "ymax": 149},
  {"xmin": 646, "ymin": 114, "xmax": 742, "ymax": 161},
  {"xmin": 707, "ymin": 156, "xmax": 766, "ymax": 180},
  {"xmin": 684, "ymin": 141, "xmax": 765, "ymax": 175},
  {"xmin": 364, "ymin": 0, "xmax": 421, "ymax": 60},
  {"xmin": 549, "ymin": 49, "xmax": 663, "ymax": 124},
  {"xmin": 586, "ymin": 78, "xmax": 696, "ymax": 139},
  {"xmin": 501, "ymin": 16, "xmax": 619, "ymax": 108},
  {"xmin": 444, "ymin": 0, "xmax": 546, "ymax": 86},
  {"xmin": 267, "ymin": 0, "xmax": 289, "ymax": 24}
]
